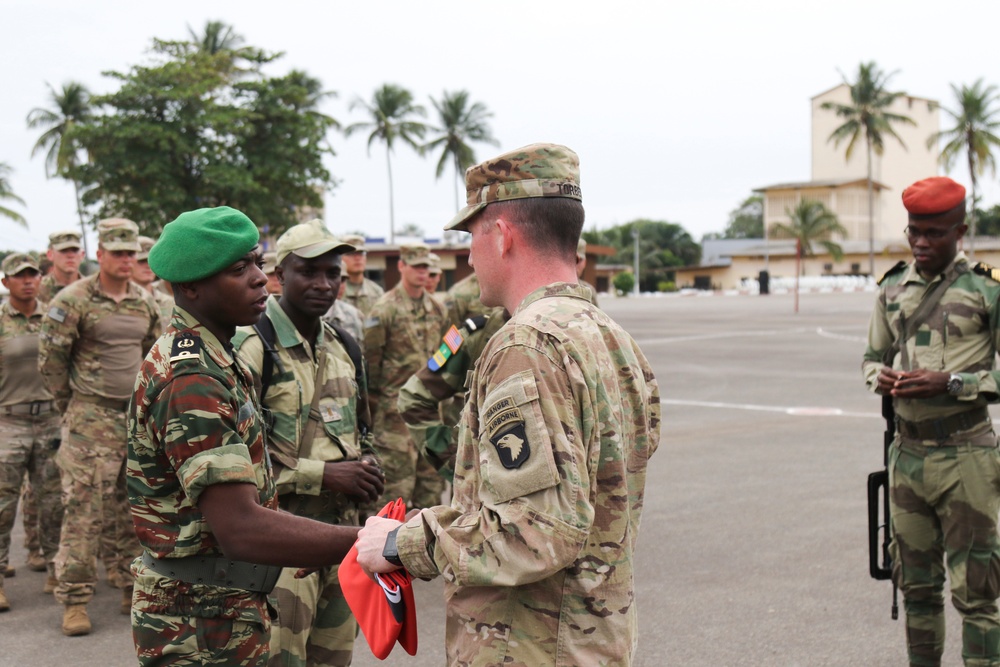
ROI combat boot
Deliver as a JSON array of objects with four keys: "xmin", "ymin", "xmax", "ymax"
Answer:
[
  {"xmin": 121, "ymin": 587, "xmax": 133, "ymax": 615},
  {"xmin": 62, "ymin": 604, "xmax": 91, "ymax": 636},
  {"xmin": 27, "ymin": 552, "xmax": 47, "ymax": 572},
  {"xmin": 44, "ymin": 575, "xmax": 58, "ymax": 594},
  {"xmin": 0, "ymin": 586, "xmax": 9, "ymax": 612},
  {"xmin": 3, "ymin": 564, "xmax": 14, "ymax": 577}
]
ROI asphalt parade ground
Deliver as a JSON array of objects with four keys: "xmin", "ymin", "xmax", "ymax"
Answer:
[{"xmin": 0, "ymin": 289, "xmax": 970, "ymax": 666}]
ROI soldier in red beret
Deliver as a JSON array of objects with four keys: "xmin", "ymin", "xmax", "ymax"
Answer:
[{"xmin": 863, "ymin": 176, "xmax": 1000, "ymax": 666}]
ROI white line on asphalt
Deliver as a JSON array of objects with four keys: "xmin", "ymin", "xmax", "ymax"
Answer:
[
  {"xmin": 661, "ymin": 398, "xmax": 881, "ymax": 419},
  {"xmin": 816, "ymin": 327, "xmax": 867, "ymax": 343},
  {"xmin": 637, "ymin": 327, "xmax": 811, "ymax": 345}
]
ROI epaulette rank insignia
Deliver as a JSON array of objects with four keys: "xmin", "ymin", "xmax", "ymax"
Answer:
[
  {"xmin": 877, "ymin": 260, "xmax": 908, "ymax": 286},
  {"xmin": 973, "ymin": 262, "xmax": 1000, "ymax": 283},
  {"xmin": 427, "ymin": 325, "xmax": 465, "ymax": 372},
  {"xmin": 170, "ymin": 331, "xmax": 202, "ymax": 363}
]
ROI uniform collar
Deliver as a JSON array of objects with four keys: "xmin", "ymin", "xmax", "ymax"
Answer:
[
  {"xmin": 904, "ymin": 251, "xmax": 968, "ymax": 285},
  {"xmin": 515, "ymin": 281, "xmax": 592, "ymax": 315},
  {"xmin": 1, "ymin": 298, "xmax": 43, "ymax": 319},
  {"xmin": 264, "ymin": 295, "xmax": 325, "ymax": 351}
]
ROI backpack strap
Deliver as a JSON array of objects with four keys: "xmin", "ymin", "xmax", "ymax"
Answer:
[
  {"xmin": 253, "ymin": 313, "xmax": 285, "ymax": 401},
  {"xmin": 327, "ymin": 322, "xmax": 371, "ymax": 436}
]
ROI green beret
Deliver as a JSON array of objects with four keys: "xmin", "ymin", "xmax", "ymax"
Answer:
[{"xmin": 148, "ymin": 206, "xmax": 260, "ymax": 283}]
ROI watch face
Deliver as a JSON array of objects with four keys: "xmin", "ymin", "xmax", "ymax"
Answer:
[{"xmin": 948, "ymin": 376, "xmax": 962, "ymax": 395}]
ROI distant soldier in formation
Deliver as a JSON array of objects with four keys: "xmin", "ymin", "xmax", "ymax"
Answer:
[
  {"xmin": 38, "ymin": 230, "xmax": 84, "ymax": 304},
  {"xmin": 425, "ymin": 252, "xmax": 443, "ymax": 300},
  {"xmin": 364, "ymin": 244, "xmax": 448, "ymax": 508},
  {"xmin": 340, "ymin": 234, "xmax": 384, "ymax": 316},
  {"xmin": 0, "ymin": 254, "xmax": 63, "ymax": 611},
  {"xmin": 444, "ymin": 272, "xmax": 491, "ymax": 326},
  {"xmin": 577, "ymin": 238, "xmax": 600, "ymax": 306},
  {"xmin": 323, "ymin": 279, "xmax": 365, "ymax": 350},
  {"xmin": 234, "ymin": 219, "xmax": 384, "ymax": 667},
  {"xmin": 134, "ymin": 236, "xmax": 174, "ymax": 326},
  {"xmin": 39, "ymin": 218, "xmax": 161, "ymax": 636},
  {"xmin": 263, "ymin": 251, "xmax": 282, "ymax": 296}
]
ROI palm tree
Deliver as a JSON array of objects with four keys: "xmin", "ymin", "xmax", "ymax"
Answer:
[
  {"xmin": 774, "ymin": 199, "xmax": 847, "ymax": 313},
  {"xmin": 187, "ymin": 20, "xmax": 244, "ymax": 54},
  {"xmin": 26, "ymin": 81, "xmax": 92, "ymax": 255},
  {"xmin": 345, "ymin": 84, "xmax": 427, "ymax": 243},
  {"xmin": 926, "ymin": 79, "xmax": 1000, "ymax": 258},
  {"xmin": 821, "ymin": 62, "xmax": 914, "ymax": 276},
  {"xmin": 0, "ymin": 163, "xmax": 27, "ymax": 227},
  {"xmin": 425, "ymin": 90, "xmax": 499, "ymax": 211}
]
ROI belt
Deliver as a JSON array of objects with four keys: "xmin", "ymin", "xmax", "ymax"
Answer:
[
  {"xmin": 74, "ymin": 394, "xmax": 129, "ymax": 412},
  {"xmin": 896, "ymin": 406, "xmax": 991, "ymax": 441},
  {"xmin": 1, "ymin": 400, "xmax": 55, "ymax": 416},
  {"xmin": 140, "ymin": 551, "xmax": 282, "ymax": 594}
]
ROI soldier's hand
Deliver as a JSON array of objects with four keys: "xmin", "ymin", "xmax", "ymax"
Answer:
[
  {"xmin": 322, "ymin": 460, "xmax": 385, "ymax": 502},
  {"xmin": 890, "ymin": 369, "xmax": 949, "ymax": 399},
  {"xmin": 877, "ymin": 367, "xmax": 902, "ymax": 395},
  {"xmin": 356, "ymin": 516, "xmax": 403, "ymax": 579}
]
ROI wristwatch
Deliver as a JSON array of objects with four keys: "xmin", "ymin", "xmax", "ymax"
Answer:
[
  {"xmin": 947, "ymin": 373, "xmax": 963, "ymax": 396},
  {"xmin": 381, "ymin": 527, "xmax": 403, "ymax": 567}
]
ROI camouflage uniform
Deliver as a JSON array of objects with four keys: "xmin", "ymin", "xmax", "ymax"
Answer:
[
  {"xmin": 37, "ymin": 273, "xmax": 79, "ymax": 305},
  {"xmin": 323, "ymin": 299, "xmax": 365, "ymax": 353},
  {"xmin": 235, "ymin": 296, "xmax": 376, "ymax": 667},
  {"xmin": 444, "ymin": 273, "xmax": 492, "ymax": 326},
  {"xmin": 397, "ymin": 309, "xmax": 506, "ymax": 482},
  {"xmin": 39, "ymin": 272, "xmax": 161, "ymax": 604},
  {"xmin": 365, "ymin": 282, "xmax": 448, "ymax": 508},
  {"xmin": 863, "ymin": 252, "xmax": 1000, "ymax": 667},
  {"xmin": 342, "ymin": 279, "xmax": 384, "ymax": 317},
  {"xmin": 394, "ymin": 282, "xmax": 661, "ymax": 666},
  {"xmin": 0, "ymin": 298, "xmax": 63, "ymax": 584},
  {"xmin": 128, "ymin": 306, "xmax": 277, "ymax": 666},
  {"xmin": 579, "ymin": 279, "xmax": 600, "ymax": 307}
]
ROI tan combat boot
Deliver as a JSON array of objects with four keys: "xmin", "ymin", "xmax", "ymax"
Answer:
[
  {"xmin": 62, "ymin": 604, "xmax": 91, "ymax": 636},
  {"xmin": 27, "ymin": 552, "xmax": 47, "ymax": 572},
  {"xmin": 121, "ymin": 587, "xmax": 133, "ymax": 615},
  {"xmin": 0, "ymin": 585, "xmax": 9, "ymax": 612},
  {"xmin": 3, "ymin": 564, "xmax": 14, "ymax": 577},
  {"xmin": 44, "ymin": 575, "xmax": 58, "ymax": 594}
]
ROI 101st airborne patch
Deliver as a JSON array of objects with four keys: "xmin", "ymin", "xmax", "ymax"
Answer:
[{"xmin": 484, "ymin": 395, "xmax": 530, "ymax": 469}]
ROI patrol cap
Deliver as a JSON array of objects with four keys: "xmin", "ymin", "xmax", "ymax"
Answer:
[
  {"xmin": 444, "ymin": 143, "xmax": 582, "ymax": 232},
  {"xmin": 275, "ymin": 219, "xmax": 355, "ymax": 265},
  {"xmin": 137, "ymin": 236, "xmax": 156, "ymax": 261},
  {"xmin": 427, "ymin": 252, "xmax": 441, "ymax": 275},
  {"xmin": 2, "ymin": 252, "xmax": 40, "ymax": 276},
  {"xmin": 577, "ymin": 238, "xmax": 587, "ymax": 259},
  {"xmin": 262, "ymin": 251, "xmax": 278, "ymax": 275},
  {"xmin": 48, "ymin": 229, "xmax": 82, "ymax": 251},
  {"xmin": 400, "ymin": 244, "xmax": 432, "ymax": 266},
  {"xmin": 342, "ymin": 234, "xmax": 367, "ymax": 252},
  {"xmin": 148, "ymin": 206, "xmax": 260, "ymax": 283},
  {"xmin": 902, "ymin": 177, "xmax": 967, "ymax": 217},
  {"xmin": 97, "ymin": 218, "xmax": 142, "ymax": 252}
]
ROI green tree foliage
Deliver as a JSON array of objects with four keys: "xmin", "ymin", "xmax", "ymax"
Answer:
[
  {"xmin": 927, "ymin": 79, "xmax": 1000, "ymax": 253},
  {"xmin": 723, "ymin": 194, "xmax": 763, "ymax": 238},
  {"xmin": 425, "ymin": 90, "xmax": 499, "ymax": 211},
  {"xmin": 66, "ymin": 31, "xmax": 337, "ymax": 236},
  {"xmin": 0, "ymin": 163, "xmax": 27, "ymax": 227},
  {"xmin": 772, "ymin": 199, "xmax": 847, "ymax": 262},
  {"xmin": 346, "ymin": 84, "xmax": 427, "ymax": 243},
  {"xmin": 612, "ymin": 271, "xmax": 635, "ymax": 296},
  {"xmin": 821, "ymin": 61, "xmax": 913, "ymax": 274},
  {"xmin": 975, "ymin": 204, "xmax": 1000, "ymax": 237},
  {"xmin": 584, "ymin": 219, "xmax": 700, "ymax": 292}
]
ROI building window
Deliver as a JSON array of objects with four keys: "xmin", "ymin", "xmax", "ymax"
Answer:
[
  {"xmin": 823, "ymin": 263, "xmax": 833, "ymax": 273},
  {"xmin": 851, "ymin": 263, "xmax": 861, "ymax": 274}
]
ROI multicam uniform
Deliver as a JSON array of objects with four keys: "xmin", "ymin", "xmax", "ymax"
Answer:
[
  {"xmin": 37, "ymin": 273, "xmax": 79, "ymax": 305},
  {"xmin": 234, "ymin": 297, "xmax": 376, "ymax": 667},
  {"xmin": 342, "ymin": 278, "xmax": 384, "ymax": 318},
  {"xmin": 863, "ymin": 253, "xmax": 1000, "ymax": 666},
  {"xmin": 0, "ymin": 299, "xmax": 62, "ymax": 580},
  {"xmin": 397, "ymin": 309, "xmax": 506, "ymax": 482},
  {"xmin": 128, "ymin": 307, "xmax": 277, "ymax": 666},
  {"xmin": 39, "ymin": 274, "xmax": 160, "ymax": 604},
  {"xmin": 395, "ymin": 283, "xmax": 661, "ymax": 666},
  {"xmin": 444, "ymin": 273, "xmax": 491, "ymax": 326},
  {"xmin": 323, "ymin": 299, "xmax": 365, "ymax": 353},
  {"xmin": 364, "ymin": 283, "xmax": 448, "ymax": 508}
]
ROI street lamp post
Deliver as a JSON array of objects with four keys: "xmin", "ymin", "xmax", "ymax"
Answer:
[{"xmin": 632, "ymin": 227, "xmax": 640, "ymax": 296}]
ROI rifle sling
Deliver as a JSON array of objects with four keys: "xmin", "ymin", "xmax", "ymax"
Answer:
[{"xmin": 881, "ymin": 261, "xmax": 967, "ymax": 367}]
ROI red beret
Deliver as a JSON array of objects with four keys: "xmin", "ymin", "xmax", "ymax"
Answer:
[
  {"xmin": 902, "ymin": 177, "xmax": 966, "ymax": 216},
  {"xmin": 339, "ymin": 499, "xmax": 418, "ymax": 659}
]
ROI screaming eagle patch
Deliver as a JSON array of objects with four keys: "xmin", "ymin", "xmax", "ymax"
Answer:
[{"xmin": 485, "ymin": 396, "xmax": 530, "ymax": 469}]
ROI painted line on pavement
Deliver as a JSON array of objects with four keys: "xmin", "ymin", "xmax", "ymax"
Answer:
[{"xmin": 662, "ymin": 398, "xmax": 880, "ymax": 419}]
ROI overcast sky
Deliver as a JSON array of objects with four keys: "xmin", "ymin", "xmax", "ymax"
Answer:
[{"xmin": 3, "ymin": 0, "xmax": 1000, "ymax": 254}]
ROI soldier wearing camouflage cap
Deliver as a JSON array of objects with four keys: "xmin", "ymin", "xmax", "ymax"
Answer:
[
  {"xmin": 39, "ymin": 217, "xmax": 161, "ymax": 635},
  {"xmin": 356, "ymin": 143, "xmax": 661, "ymax": 666},
  {"xmin": 364, "ymin": 243, "xmax": 449, "ymax": 509},
  {"xmin": 424, "ymin": 252, "xmax": 443, "ymax": 300},
  {"xmin": 127, "ymin": 207, "xmax": 366, "ymax": 665},
  {"xmin": 575, "ymin": 238, "xmax": 600, "ymax": 306},
  {"xmin": 133, "ymin": 236, "xmax": 174, "ymax": 326},
  {"xmin": 39, "ymin": 229, "xmax": 84, "ymax": 303},
  {"xmin": 339, "ymin": 234, "xmax": 384, "ymax": 316},
  {"xmin": 863, "ymin": 176, "xmax": 1000, "ymax": 666},
  {"xmin": 0, "ymin": 253, "xmax": 63, "ymax": 612}
]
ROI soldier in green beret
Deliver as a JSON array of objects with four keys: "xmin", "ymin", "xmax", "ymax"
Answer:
[
  {"xmin": 128, "ymin": 206, "xmax": 365, "ymax": 666},
  {"xmin": 356, "ymin": 143, "xmax": 661, "ymax": 666}
]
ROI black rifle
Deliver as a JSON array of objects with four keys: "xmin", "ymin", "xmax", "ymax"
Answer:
[{"xmin": 867, "ymin": 393, "xmax": 898, "ymax": 620}]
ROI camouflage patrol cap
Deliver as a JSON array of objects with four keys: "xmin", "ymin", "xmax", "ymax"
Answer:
[
  {"xmin": 444, "ymin": 143, "xmax": 582, "ymax": 232},
  {"xmin": 275, "ymin": 219, "xmax": 355, "ymax": 265},
  {"xmin": 427, "ymin": 252, "xmax": 441, "ymax": 275},
  {"xmin": 137, "ymin": 236, "xmax": 156, "ymax": 261},
  {"xmin": 400, "ymin": 244, "xmax": 432, "ymax": 266},
  {"xmin": 2, "ymin": 252, "xmax": 40, "ymax": 276},
  {"xmin": 49, "ymin": 229, "xmax": 83, "ymax": 251},
  {"xmin": 97, "ymin": 218, "xmax": 141, "ymax": 252},
  {"xmin": 149, "ymin": 206, "xmax": 260, "ymax": 283},
  {"xmin": 342, "ymin": 234, "xmax": 367, "ymax": 252}
]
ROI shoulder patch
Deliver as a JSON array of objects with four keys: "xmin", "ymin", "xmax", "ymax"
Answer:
[
  {"xmin": 47, "ymin": 306, "xmax": 67, "ymax": 323},
  {"xmin": 364, "ymin": 316, "xmax": 380, "ymax": 329},
  {"xmin": 170, "ymin": 331, "xmax": 202, "ymax": 363},
  {"xmin": 973, "ymin": 262, "xmax": 1000, "ymax": 283},
  {"xmin": 877, "ymin": 260, "xmax": 908, "ymax": 285},
  {"xmin": 484, "ymin": 391, "xmax": 530, "ymax": 469},
  {"xmin": 427, "ymin": 325, "xmax": 465, "ymax": 372}
]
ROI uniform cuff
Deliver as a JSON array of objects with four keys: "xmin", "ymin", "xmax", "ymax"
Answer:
[
  {"xmin": 294, "ymin": 458, "xmax": 326, "ymax": 495},
  {"xmin": 395, "ymin": 514, "xmax": 438, "ymax": 579}
]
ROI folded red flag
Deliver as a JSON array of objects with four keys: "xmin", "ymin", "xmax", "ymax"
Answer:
[{"xmin": 340, "ymin": 498, "xmax": 418, "ymax": 659}]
